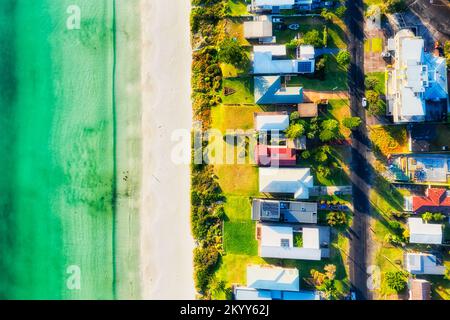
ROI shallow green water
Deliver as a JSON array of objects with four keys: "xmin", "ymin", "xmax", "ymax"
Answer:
[{"xmin": 0, "ymin": 0, "xmax": 137, "ymax": 299}]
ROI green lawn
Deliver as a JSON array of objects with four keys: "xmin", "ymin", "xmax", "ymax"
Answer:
[
  {"xmin": 321, "ymin": 99, "xmax": 352, "ymax": 138},
  {"xmin": 211, "ymin": 104, "xmax": 262, "ymax": 133},
  {"xmin": 366, "ymin": 71, "xmax": 386, "ymax": 95},
  {"xmin": 226, "ymin": 0, "xmax": 250, "ymax": 16},
  {"xmin": 273, "ymin": 16, "xmax": 347, "ymax": 49},
  {"xmin": 221, "ymin": 77, "xmax": 254, "ymax": 105},
  {"xmin": 288, "ymin": 54, "xmax": 348, "ymax": 91},
  {"xmin": 369, "ymin": 125, "xmax": 408, "ymax": 158}
]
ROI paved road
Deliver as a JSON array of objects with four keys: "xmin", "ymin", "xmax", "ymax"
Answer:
[{"xmin": 346, "ymin": 0, "xmax": 372, "ymax": 300}]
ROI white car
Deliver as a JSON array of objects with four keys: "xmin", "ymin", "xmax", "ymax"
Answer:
[{"xmin": 362, "ymin": 97, "xmax": 367, "ymax": 108}]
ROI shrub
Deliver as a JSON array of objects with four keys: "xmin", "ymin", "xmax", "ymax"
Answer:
[
  {"xmin": 317, "ymin": 165, "xmax": 331, "ymax": 178},
  {"xmin": 301, "ymin": 150, "xmax": 311, "ymax": 159},
  {"xmin": 303, "ymin": 29, "xmax": 324, "ymax": 48},
  {"xmin": 315, "ymin": 149, "xmax": 328, "ymax": 163},
  {"xmin": 335, "ymin": 6, "xmax": 346, "ymax": 18},
  {"xmin": 384, "ymin": 0, "xmax": 407, "ymax": 13},
  {"xmin": 432, "ymin": 213, "xmax": 445, "ymax": 222},
  {"xmin": 342, "ymin": 116, "xmax": 362, "ymax": 130},
  {"xmin": 385, "ymin": 271, "xmax": 407, "ymax": 292},
  {"xmin": 218, "ymin": 38, "xmax": 247, "ymax": 67},
  {"xmin": 326, "ymin": 211, "xmax": 347, "ymax": 227},
  {"xmin": 290, "ymin": 111, "xmax": 300, "ymax": 122},
  {"xmin": 422, "ymin": 212, "xmax": 433, "ymax": 223}
]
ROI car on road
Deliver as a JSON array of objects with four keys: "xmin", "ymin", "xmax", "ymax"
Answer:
[
  {"xmin": 272, "ymin": 17, "xmax": 283, "ymax": 23},
  {"xmin": 362, "ymin": 97, "xmax": 367, "ymax": 108}
]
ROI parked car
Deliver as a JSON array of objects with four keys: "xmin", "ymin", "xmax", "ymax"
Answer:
[
  {"xmin": 362, "ymin": 97, "xmax": 367, "ymax": 108},
  {"xmin": 272, "ymin": 17, "xmax": 283, "ymax": 23}
]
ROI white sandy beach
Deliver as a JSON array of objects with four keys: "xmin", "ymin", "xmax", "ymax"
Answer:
[{"xmin": 139, "ymin": 0, "xmax": 195, "ymax": 299}]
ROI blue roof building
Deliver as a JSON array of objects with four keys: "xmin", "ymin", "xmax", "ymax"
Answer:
[{"xmin": 254, "ymin": 76, "xmax": 303, "ymax": 104}]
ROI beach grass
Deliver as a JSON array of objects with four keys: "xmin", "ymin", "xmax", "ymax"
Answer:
[{"xmin": 221, "ymin": 77, "xmax": 254, "ymax": 105}]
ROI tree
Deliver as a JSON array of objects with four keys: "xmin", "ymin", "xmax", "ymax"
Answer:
[
  {"xmin": 366, "ymin": 90, "xmax": 385, "ymax": 116},
  {"xmin": 321, "ymin": 9, "xmax": 334, "ymax": 21},
  {"xmin": 286, "ymin": 123, "xmax": 305, "ymax": 139},
  {"xmin": 301, "ymin": 150, "xmax": 311, "ymax": 159},
  {"xmin": 324, "ymin": 264, "xmax": 337, "ymax": 280},
  {"xmin": 323, "ymin": 26, "xmax": 328, "ymax": 47},
  {"xmin": 335, "ymin": 6, "xmax": 346, "ymax": 18},
  {"xmin": 336, "ymin": 50, "xmax": 350, "ymax": 69},
  {"xmin": 365, "ymin": 76, "xmax": 380, "ymax": 90},
  {"xmin": 218, "ymin": 38, "xmax": 247, "ymax": 66},
  {"xmin": 342, "ymin": 116, "xmax": 362, "ymax": 130},
  {"xmin": 317, "ymin": 165, "xmax": 331, "ymax": 178},
  {"xmin": 319, "ymin": 119, "xmax": 339, "ymax": 142},
  {"xmin": 384, "ymin": 0, "xmax": 407, "ymax": 13},
  {"xmin": 326, "ymin": 211, "xmax": 347, "ymax": 227},
  {"xmin": 315, "ymin": 150, "xmax": 328, "ymax": 163},
  {"xmin": 286, "ymin": 37, "xmax": 304, "ymax": 50},
  {"xmin": 319, "ymin": 278, "xmax": 338, "ymax": 300},
  {"xmin": 385, "ymin": 271, "xmax": 407, "ymax": 292},
  {"xmin": 445, "ymin": 266, "xmax": 450, "ymax": 280},
  {"xmin": 303, "ymin": 29, "xmax": 324, "ymax": 48},
  {"xmin": 422, "ymin": 212, "xmax": 433, "ymax": 223}
]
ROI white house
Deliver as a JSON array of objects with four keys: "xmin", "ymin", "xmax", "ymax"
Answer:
[
  {"xmin": 297, "ymin": 45, "xmax": 315, "ymax": 73},
  {"xmin": 254, "ymin": 113, "xmax": 289, "ymax": 131},
  {"xmin": 408, "ymin": 218, "xmax": 443, "ymax": 244},
  {"xmin": 386, "ymin": 29, "xmax": 448, "ymax": 123},
  {"xmin": 253, "ymin": 45, "xmax": 315, "ymax": 75},
  {"xmin": 405, "ymin": 252, "xmax": 446, "ymax": 275},
  {"xmin": 259, "ymin": 224, "xmax": 322, "ymax": 260},
  {"xmin": 250, "ymin": 0, "xmax": 296, "ymax": 12},
  {"xmin": 247, "ymin": 265, "xmax": 299, "ymax": 291},
  {"xmin": 259, "ymin": 167, "xmax": 314, "ymax": 199},
  {"xmin": 244, "ymin": 19, "xmax": 273, "ymax": 40},
  {"xmin": 234, "ymin": 265, "xmax": 320, "ymax": 300}
]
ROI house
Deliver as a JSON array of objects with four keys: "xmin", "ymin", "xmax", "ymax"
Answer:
[
  {"xmin": 234, "ymin": 265, "xmax": 320, "ymax": 300},
  {"xmin": 259, "ymin": 167, "xmax": 314, "ymax": 199},
  {"xmin": 405, "ymin": 252, "xmax": 446, "ymax": 275},
  {"xmin": 254, "ymin": 76, "xmax": 303, "ymax": 104},
  {"xmin": 386, "ymin": 29, "xmax": 448, "ymax": 123},
  {"xmin": 254, "ymin": 112, "xmax": 289, "ymax": 131},
  {"xmin": 297, "ymin": 45, "xmax": 315, "ymax": 73},
  {"xmin": 404, "ymin": 187, "xmax": 450, "ymax": 214},
  {"xmin": 247, "ymin": 265, "xmax": 299, "ymax": 291},
  {"xmin": 255, "ymin": 145, "xmax": 297, "ymax": 167},
  {"xmin": 251, "ymin": 199, "xmax": 318, "ymax": 223},
  {"xmin": 244, "ymin": 18, "xmax": 273, "ymax": 41},
  {"xmin": 257, "ymin": 224, "xmax": 330, "ymax": 260},
  {"xmin": 408, "ymin": 218, "xmax": 443, "ymax": 244},
  {"xmin": 408, "ymin": 279, "xmax": 431, "ymax": 300},
  {"xmin": 391, "ymin": 154, "xmax": 450, "ymax": 183},
  {"xmin": 250, "ymin": 0, "xmax": 296, "ymax": 13},
  {"xmin": 253, "ymin": 45, "xmax": 315, "ymax": 75}
]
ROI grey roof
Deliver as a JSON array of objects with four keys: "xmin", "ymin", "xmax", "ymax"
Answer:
[{"xmin": 252, "ymin": 199, "xmax": 318, "ymax": 223}]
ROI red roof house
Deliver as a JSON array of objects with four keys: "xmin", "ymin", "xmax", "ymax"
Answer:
[
  {"xmin": 412, "ymin": 188, "xmax": 450, "ymax": 214},
  {"xmin": 255, "ymin": 145, "xmax": 297, "ymax": 167}
]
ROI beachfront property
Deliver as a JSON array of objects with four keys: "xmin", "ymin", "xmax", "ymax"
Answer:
[
  {"xmin": 408, "ymin": 218, "xmax": 443, "ymax": 245},
  {"xmin": 234, "ymin": 265, "xmax": 320, "ymax": 300},
  {"xmin": 253, "ymin": 45, "xmax": 316, "ymax": 75},
  {"xmin": 404, "ymin": 187, "xmax": 450, "ymax": 214},
  {"xmin": 385, "ymin": 29, "xmax": 449, "ymax": 123},
  {"xmin": 389, "ymin": 154, "xmax": 450, "ymax": 184},
  {"xmin": 405, "ymin": 252, "xmax": 446, "ymax": 275},
  {"xmin": 251, "ymin": 199, "xmax": 318, "ymax": 223},
  {"xmin": 257, "ymin": 223, "xmax": 330, "ymax": 260},
  {"xmin": 254, "ymin": 112, "xmax": 290, "ymax": 132},
  {"xmin": 259, "ymin": 167, "xmax": 314, "ymax": 199},
  {"xmin": 254, "ymin": 76, "xmax": 303, "ymax": 104},
  {"xmin": 249, "ymin": 0, "xmax": 318, "ymax": 13},
  {"xmin": 244, "ymin": 16, "xmax": 275, "ymax": 43},
  {"xmin": 408, "ymin": 279, "xmax": 432, "ymax": 300}
]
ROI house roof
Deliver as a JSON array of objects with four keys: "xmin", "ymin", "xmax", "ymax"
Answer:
[
  {"xmin": 234, "ymin": 287, "xmax": 273, "ymax": 300},
  {"xmin": 259, "ymin": 167, "xmax": 314, "ymax": 199},
  {"xmin": 247, "ymin": 265, "xmax": 300, "ymax": 291},
  {"xmin": 254, "ymin": 76, "xmax": 303, "ymax": 104},
  {"xmin": 412, "ymin": 188, "xmax": 450, "ymax": 214},
  {"xmin": 244, "ymin": 21, "xmax": 273, "ymax": 39},
  {"xmin": 408, "ymin": 218, "xmax": 443, "ymax": 244},
  {"xmin": 253, "ymin": 51, "xmax": 301, "ymax": 74},
  {"xmin": 424, "ymin": 54, "xmax": 448, "ymax": 100},
  {"xmin": 251, "ymin": 199, "xmax": 318, "ymax": 223},
  {"xmin": 259, "ymin": 224, "xmax": 322, "ymax": 261},
  {"xmin": 255, "ymin": 145, "xmax": 297, "ymax": 167},
  {"xmin": 254, "ymin": 45, "xmax": 286, "ymax": 57},
  {"xmin": 405, "ymin": 252, "xmax": 446, "ymax": 275},
  {"xmin": 253, "ymin": 0, "xmax": 295, "ymax": 6},
  {"xmin": 255, "ymin": 112, "xmax": 289, "ymax": 131},
  {"xmin": 298, "ymin": 45, "xmax": 315, "ymax": 60},
  {"xmin": 409, "ymin": 279, "xmax": 431, "ymax": 300}
]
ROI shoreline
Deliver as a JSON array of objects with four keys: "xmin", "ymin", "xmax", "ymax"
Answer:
[{"xmin": 139, "ymin": 0, "xmax": 195, "ymax": 299}]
